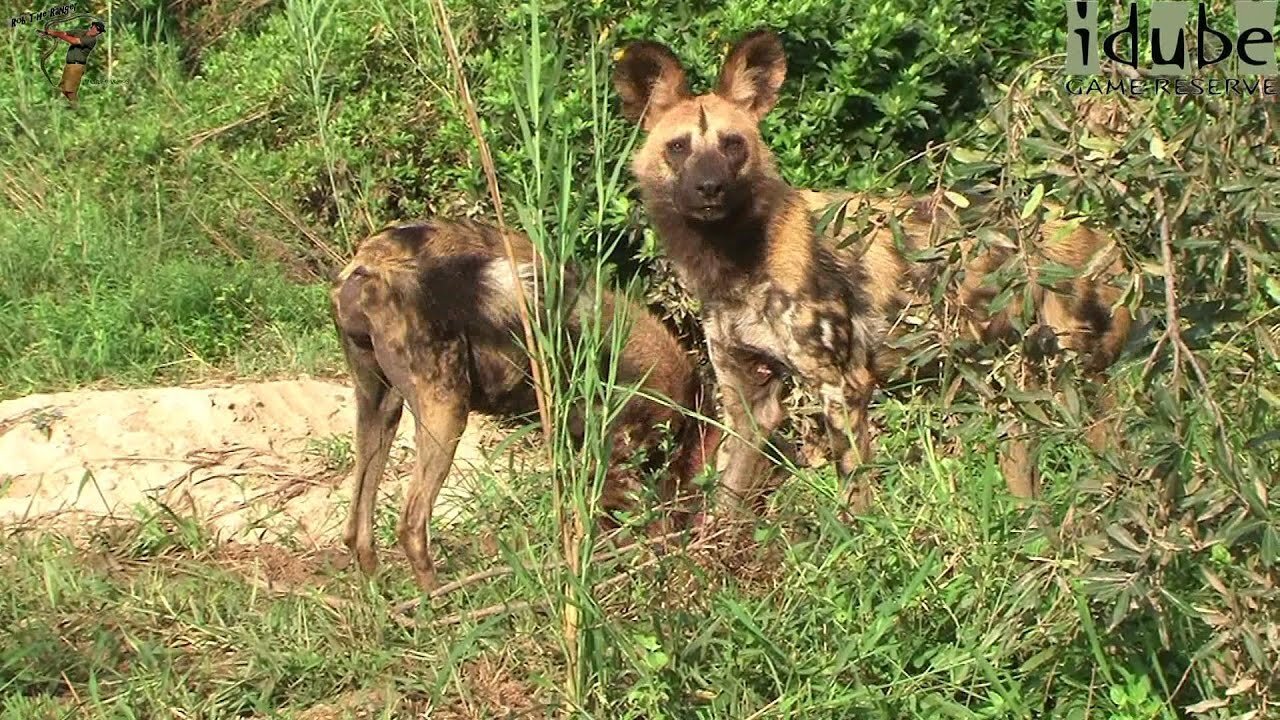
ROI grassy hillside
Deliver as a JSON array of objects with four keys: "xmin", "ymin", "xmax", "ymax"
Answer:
[{"xmin": 2, "ymin": 0, "xmax": 1278, "ymax": 717}]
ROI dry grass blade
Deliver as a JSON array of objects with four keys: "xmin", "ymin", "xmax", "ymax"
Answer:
[
  {"xmin": 185, "ymin": 106, "xmax": 271, "ymax": 149},
  {"xmin": 0, "ymin": 169, "xmax": 47, "ymax": 213},
  {"xmin": 421, "ymin": 600, "xmax": 539, "ymax": 630},
  {"xmin": 189, "ymin": 211, "xmax": 246, "ymax": 261}
]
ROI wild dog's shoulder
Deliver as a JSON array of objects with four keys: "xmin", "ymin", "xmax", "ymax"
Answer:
[{"xmin": 759, "ymin": 188, "xmax": 823, "ymax": 296}]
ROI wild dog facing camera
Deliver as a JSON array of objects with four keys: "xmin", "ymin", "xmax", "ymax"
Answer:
[{"xmin": 613, "ymin": 31, "xmax": 1136, "ymax": 514}]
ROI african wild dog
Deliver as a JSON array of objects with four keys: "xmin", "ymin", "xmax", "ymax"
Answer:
[
  {"xmin": 612, "ymin": 30, "xmax": 1134, "ymax": 513},
  {"xmin": 330, "ymin": 218, "xmax": 717, "ymax": 591},
  {"xmin": 798, "ymin": 189, "xmax": 1134, "ymax": 497}
]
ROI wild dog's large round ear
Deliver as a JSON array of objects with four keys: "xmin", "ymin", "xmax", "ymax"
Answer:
[
  {"xmin": 612, "ymin": 40, "xmax": 690, "ymax": 129},
  {"xmin": 715, "ymin": 29, "xmax": 787, "ymax": 120}
]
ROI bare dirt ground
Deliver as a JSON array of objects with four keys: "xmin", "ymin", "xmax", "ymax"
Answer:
[{"xmin": 0, "ymin": 378, "xmax": 507, "ymax": 547}]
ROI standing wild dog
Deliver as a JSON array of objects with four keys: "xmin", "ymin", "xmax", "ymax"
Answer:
[
  {"xmin": 331, "ymin": 218, "xmax": 718, "ymax": 591},
  {"xmin": 612, "ymin": 30, "xmax": 1133, "ymax": 512}
]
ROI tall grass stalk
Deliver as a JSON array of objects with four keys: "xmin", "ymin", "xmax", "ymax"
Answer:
[
  {"xmin": 509, "ymin": 21, "xmax": 681, "ymax": 713},
  {"xmin": 501, "ymin": 10, "xmax": 635, "ymax": 714},
  {"xmin": 287, "ymin": 0, "xmax": 350, "ymax": 242},
  {"xmin": 420, "ymin": 0, "xmax": 574, "ymax": 705},
  {"xmin": 424, "ymin": 2, "xmax": 673, "ymax": 712}
]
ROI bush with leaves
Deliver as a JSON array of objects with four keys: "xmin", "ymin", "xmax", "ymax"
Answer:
[{"xmin": 882, "ymin": 62, "xmax": 1280, "ymax": 716}]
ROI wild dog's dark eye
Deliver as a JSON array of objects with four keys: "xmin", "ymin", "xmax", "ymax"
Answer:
[
  {"xmin": 720, "ymin": 134, "xmax": 746, "ymax": 155},
  {"xmin": 666, "ymin": 136, "xmax": 690, "ymax": 155}
]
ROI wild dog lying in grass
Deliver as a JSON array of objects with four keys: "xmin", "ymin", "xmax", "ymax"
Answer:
[
  {"xmin": 613, "ymin": 30, "xmax": 1133, "ymax": 513},
  {"xmin": 330, "ymin": 218, "xmax": 717, "ymax": 591}
]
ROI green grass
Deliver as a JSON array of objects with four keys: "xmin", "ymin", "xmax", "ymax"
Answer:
[
  {"xmin": 0, "ymin": 186, "xmax": 341, "ymax": 399},
  {"xmin": 0, "ymin": 417, "xmax": 1178, "ymax": 719}
]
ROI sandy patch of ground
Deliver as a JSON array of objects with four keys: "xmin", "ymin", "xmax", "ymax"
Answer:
[{"xmin": 0, "ymin": 378, "xmax": 507, "ymax": 547}]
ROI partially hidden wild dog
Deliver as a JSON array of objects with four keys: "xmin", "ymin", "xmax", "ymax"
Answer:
[
  {"xmin": 612, "ymin": 29, "xmax": 1134, "ymax": 512},
  {"xmin": 330, "ymin": 218, "xmax": 718, "ymax": 591}
]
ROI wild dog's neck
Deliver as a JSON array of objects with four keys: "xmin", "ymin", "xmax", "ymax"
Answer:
[{"xmin": 645, "ymin": 175, "xmax": 794, "ymax": 298}]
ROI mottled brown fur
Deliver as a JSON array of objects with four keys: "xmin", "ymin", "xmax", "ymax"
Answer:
[
  {"xmin": 331, "ymin": 218, "xmax": 717, "ymax": 591},
  {"xmin": 614, "ymin": 30, "xmax": 1133, "ymax": 511}
]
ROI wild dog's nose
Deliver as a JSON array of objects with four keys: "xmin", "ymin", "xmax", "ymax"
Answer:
[{"xmin": 696, "ymin": 178, "xmax": 724, "ymax": 199}]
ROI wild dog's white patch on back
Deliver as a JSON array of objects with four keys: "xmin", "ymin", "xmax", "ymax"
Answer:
[
  {"xmin": 477, "ymin": 260, "xmax": 591, "ymax": 327},
  {"xmin": 477, "ymin": 259, "xmax": 528, "ymax": 327}
]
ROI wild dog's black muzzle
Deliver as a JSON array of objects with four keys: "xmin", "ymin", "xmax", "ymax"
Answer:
[{"xmin": 680, "ymin": 152, "xmax": 733, "ymax": 209}]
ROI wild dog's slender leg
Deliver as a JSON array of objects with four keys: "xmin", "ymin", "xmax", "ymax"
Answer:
[
  {"xmin": 370, "ymin": 325, "xmax": 471, "ymax": 593},
  {"xmin": 748, "ymin": 431, "xmax": 797, "ymax": 516},
  {"xmin": 1083, "ymin": 305, "xmax": 1132, "ymax": 456},
  {"xmin": 1083, "ymin": 374, "xmax": 1118, "ymax": 456},
  {"xmin": 820, "ymin": 362, "xmax": 877, "ymax": 513},
  {"xmin": 1000, "ymin": 362, "xmax": 1042, "ymax": 498},
  {"xmin": 709, "ymin": 344, "xmax": 787, "ymax": 517},
  {"xmin": 340, "ymin": 335, "xmax": 404, "ymax": 575},
  {"xmin": 1000, "ymin": 430, "xmax": 1039, "ymax": 498},
  {"xmin": 1000, "ymin": 325, "xmax": 1057, "ymax": 498},
  {"xmin": 398, "ymin": 389, "xmax": 469, "ymax": 593}
]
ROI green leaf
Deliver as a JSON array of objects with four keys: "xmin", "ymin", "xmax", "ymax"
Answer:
[
  {"xmin": 1106, "ymin": 524, "xmax": 1142, "ymax": 553},
  {"xmin": 1259, "ymin": 386, "xmax": 1280, "ymax": 410},
  {"xmin": 950, "ymin": 146, "xmax": 987, "ymax": 164},
  {"xmin": 1264, "ymin": 276, "xmax": 1280, "ymax": 306},
  {"xmin": 975, "ymin": 227, "xmax": 1016, "ymax": 249},
  {"xmin": 1020, "ymin": 183, "xmax": 1045, "ymax": 220},
  {"xmin": 644, "ymin": 650, "xmax": 670, "ymax": 670},
  {"xmin": 1107, "ymin": 585, "xmax": 1133, "ymax": 632},
  {"xmin": 1219, "ymin": 180, "xmax": 1258, "ymax": 193}
]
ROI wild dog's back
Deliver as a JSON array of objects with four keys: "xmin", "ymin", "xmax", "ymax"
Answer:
[
  {"xmin": 331, "ymin": 219, "xmax": 545, "ymax": 417},
  {"xmin": 334, "ymin": 218, "xmax": 713, "ymax": 479}
]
